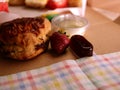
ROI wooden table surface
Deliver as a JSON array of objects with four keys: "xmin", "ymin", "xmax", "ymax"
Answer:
[{"xmin": 0, "ymin": 6, "xmax": 120, "ymax": 76}]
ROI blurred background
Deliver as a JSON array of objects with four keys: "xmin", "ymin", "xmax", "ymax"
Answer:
[{"xmin": 0, "ymin": 0, "xmax": 120, "ymax": 25}]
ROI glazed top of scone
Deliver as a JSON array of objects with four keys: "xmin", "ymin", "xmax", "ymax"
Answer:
[{"xmin": 0, "ymin": 17, "xmax": 45, "ymax": 38}]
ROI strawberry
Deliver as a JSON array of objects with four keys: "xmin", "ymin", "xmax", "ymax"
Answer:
[
  {"xmin": 50, "ymin": 32, "xmax": 70, "ymax": 54},
  {"xmin": 0, "ymin": 2, "xmax": 9, "ymax": 12}
]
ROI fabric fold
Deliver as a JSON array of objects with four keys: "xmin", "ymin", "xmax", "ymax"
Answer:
[
  {"xmin": 77, "ymin": 52, "xmax": 120, "ymax": 90},
  {"xmin": 0, "ymin": 60, "xmax": 96, "ymax": 90}
]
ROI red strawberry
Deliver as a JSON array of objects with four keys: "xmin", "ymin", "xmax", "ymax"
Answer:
[
  {"xmin": 50, "ymin": 32, "xmax": 70, "ymax": 54},
  {"xmin": 0, "ymin": 2, "xmax": 9, "ymax": 12}
]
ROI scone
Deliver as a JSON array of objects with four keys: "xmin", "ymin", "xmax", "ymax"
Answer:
[
  {"xmin": 0, "ymin": 17, "xmax": 51, "ymax": 60},
  {"xmin": 25, "ymin": 0, "xmax": 48, "ymax": 8},
  {"xmin": 9, "ymin": 0, "xmax": 25, "ymax": 5},
  {"xmin": 68, "ymin": 0, "xmax": 82, "ymax": 7}
]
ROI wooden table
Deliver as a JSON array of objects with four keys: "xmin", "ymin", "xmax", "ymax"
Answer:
[{"xmin": 0, "ymin": 6, "xmax": 120, "ymax": 76}]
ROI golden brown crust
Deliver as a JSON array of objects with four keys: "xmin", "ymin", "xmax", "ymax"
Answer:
[
  {"xmin": 25, "ymin": 0, "xmax": 48, "ymax": 8},
  {"xmin": 68, "ymin": 0, "xmax": 82, "ymax": 7},
  {"xmin": 9, "ymin": 0, "xmax": 25, "ymax": 6},
  {"xmin": 0, "ymin": 17, "xmax": 44, "ymax": 41},
  {"xmin": 0, "ymin": 17, "xmax": 51, "ymax": 60}
]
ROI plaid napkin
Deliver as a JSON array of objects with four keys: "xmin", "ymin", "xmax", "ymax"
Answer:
[
  {"xmin": 1, "ymin": 52, "xmax": 120, "ymax": 90},
  {"xmin": 77, "ymin": 51, "xmax": 120, "ymax": 90},
  {"xmin": 0, "ymin": 60, "xmax": 96, "ymax": 90}
]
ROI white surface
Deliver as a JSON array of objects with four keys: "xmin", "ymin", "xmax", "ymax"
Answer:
[
  {"xmin": 0, "ymin": 11, "xmax": 20, "ymax": 24},
  {"xmin": 9, "ymin": 6, "xmax": 84, "ymax": 17},
  {"xmin": 9, "ymin": 6, "xmax": 45, "ymax": 17}
]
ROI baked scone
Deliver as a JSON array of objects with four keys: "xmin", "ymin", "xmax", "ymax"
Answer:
[
  {"xmin": 25, "ymin": 0, "xmax": 48, "ymax": 8},
  {"xmin": 68, "ymin": 0, "xmax": 82, "ymax": 7},
  {"xmin": 0, "ymin": 17, "xmax": 51, "ymax": 60},
  {"xmin": 9, "ymin": 0, "xmax": 25, "ymax": 5}
]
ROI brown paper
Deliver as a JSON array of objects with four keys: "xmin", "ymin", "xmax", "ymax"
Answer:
[
  {"xmin": 1, "ymin": 7, "xmax": 120, "ymax": 76},
  {"xmin": 87, "ymin": 0, "xmax": 120, "ymax": 13}
]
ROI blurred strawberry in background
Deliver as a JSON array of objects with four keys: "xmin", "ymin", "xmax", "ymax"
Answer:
[
  {"xmin": 46, "ymin": 0, "xmax": 68, "ymax": 9},
  {"xmin": 0, "ymin": 1, "xmax": 9, "ymax": 12}
]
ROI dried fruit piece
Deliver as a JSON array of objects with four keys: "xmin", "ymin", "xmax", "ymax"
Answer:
[
  {"xmin": 70, "ymin": 35, "xmax": 93, "ymax": 58},
  {"xmin": 50, "ymin": 32, "xmax": 70, "ymax": 54}
]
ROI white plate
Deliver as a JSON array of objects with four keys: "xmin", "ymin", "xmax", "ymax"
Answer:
[{"xmin": 0, "ymin": 11, "xmax": 21, "ymax": 24}]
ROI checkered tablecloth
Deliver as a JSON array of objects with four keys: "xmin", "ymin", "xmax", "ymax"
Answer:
[
  {"xmin": 0, "ymin": 60, "xmax": 96, "ymax": 90},
  {"xmin": 1, "ymin": 52, "xmax": 120, "ymax": 90},
  {"xmin": 77, "ymin": 51, "xmax": 120, "ymax": 90}
]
